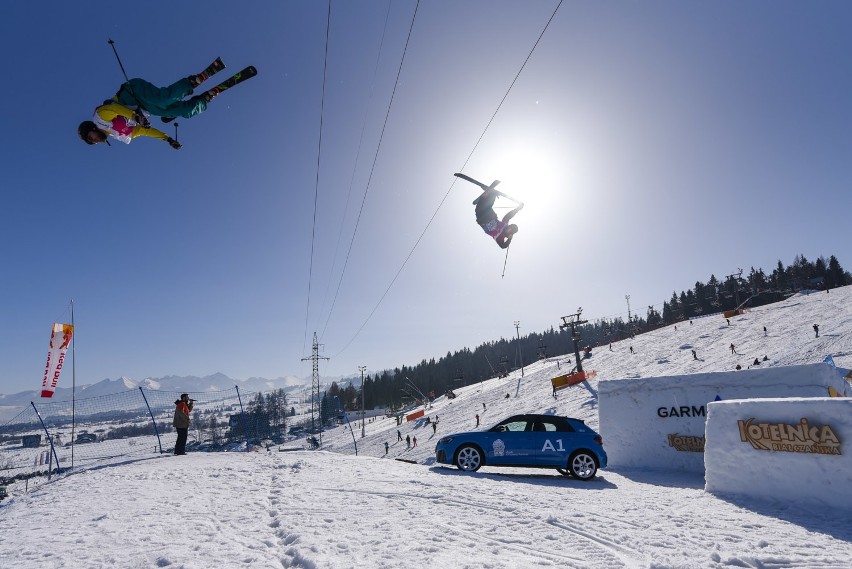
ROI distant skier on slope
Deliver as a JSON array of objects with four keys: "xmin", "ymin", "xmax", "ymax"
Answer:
[
  {"xmin": 454, "ymin": 173, "xmax": 524, "ymax": 249},
  {"xmin": 78, "ymin": 58, "xmax": 256, "ymax": 148}
]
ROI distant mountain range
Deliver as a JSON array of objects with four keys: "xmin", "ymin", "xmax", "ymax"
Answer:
[{"xmin": 0, "ymin": 372, "xmax": 340, "ymax": 412}]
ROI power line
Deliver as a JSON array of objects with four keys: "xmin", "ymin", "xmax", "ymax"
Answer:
[
  {"xmin": 303, "ymin": 0, "xmax": 333, "ymax": 356},
  {"xmin": 332, "ymin": 0, "xmax": 565, "ymax": 357},
  {"xmin": 319, "ymin": 0, "xmax": 394, "ymax": 343},
  {"xmin": 318, "ymin": 0, "xmax": 421, "ymax": 355}
]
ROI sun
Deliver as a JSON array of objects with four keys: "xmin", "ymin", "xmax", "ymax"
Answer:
[{"xmin": 472, "ymin": 140, "xmax": 566, "ymax": 226}]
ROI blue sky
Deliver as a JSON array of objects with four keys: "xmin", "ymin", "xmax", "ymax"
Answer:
[{"xmin": 2, "ymin": 1, "xmax": 851, "ymax": 394}]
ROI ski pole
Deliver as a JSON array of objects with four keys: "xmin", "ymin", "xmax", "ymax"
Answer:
[
  {"xmin": 174, "ymin": 122, "xmax": 180, "ymax": 142},
  {"xmin": 107, "ymin": 38, "xmax": 146, "ymax": 111},
  {"xmin": 107, "ymin": 38, "xmax": 131, "ymax": 83},
  {"xmin": 501, "ymin": 246, "xmax": 511, "ymax": 278}
]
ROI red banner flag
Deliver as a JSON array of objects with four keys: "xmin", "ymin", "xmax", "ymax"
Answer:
[{"xmin": 40, "ymin": 323, "xmax": 74, "ymax": 398}]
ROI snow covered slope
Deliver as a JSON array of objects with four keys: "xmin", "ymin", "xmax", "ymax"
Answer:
[{"xmin": 319, "ymin": 287, "xmax": 852, "ymax": 465}]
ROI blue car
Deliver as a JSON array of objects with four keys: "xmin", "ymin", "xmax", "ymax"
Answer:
[{"xmin": 434, "ymin": 414, "xmax": 607, "ymax": 480}]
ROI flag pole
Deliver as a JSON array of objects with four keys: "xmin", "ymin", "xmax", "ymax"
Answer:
[{"xmin": 70, "ymin": 299, "xmax": 76, "ymax": 469}]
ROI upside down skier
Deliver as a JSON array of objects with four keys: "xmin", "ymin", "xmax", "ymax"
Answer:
[
  {"xmin": 78, "ymin": 57, "xmax": 255, "ymax": 149},
  {"xmin": 455, "ymin": 173, "xmax": 524, "ymax": 249}
]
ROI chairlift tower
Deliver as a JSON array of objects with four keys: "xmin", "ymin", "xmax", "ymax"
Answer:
[
  {"xmin": 559, "ymin": 308, "xmax": 588, "ymax": 374},
  {"xmin": 725, "ymin": 268, "xmax": 745, "ymax": 309},
  {"xmin": 301, "ymin": 332, "xmax": 329, "ymax": 444}
]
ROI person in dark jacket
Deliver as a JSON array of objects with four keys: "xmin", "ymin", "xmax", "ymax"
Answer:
[
  {"xmin": 173, "ymin": 393, "xmax": 194, "ymax": 455},
  {"xmin": 473, "ymin": 186, "xmax": 523, "ymax": 249}
]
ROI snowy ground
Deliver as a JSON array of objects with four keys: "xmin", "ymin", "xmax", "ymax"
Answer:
[
  {"xmin": 1, "ymin": 287, "xmax": 851, "ymax": 568},
  {"xmin": 2, "ymin": 451, "xmax": 850, "ymax": 569}
]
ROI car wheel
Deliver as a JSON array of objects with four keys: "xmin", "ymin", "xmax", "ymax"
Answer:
[
  {"xmin": 567, "ymin": 451, "xmax": 598, "ymax": 480},
  {"xmin": 455, "ymin": 445, "xmax": 483, "ymax": 472}
]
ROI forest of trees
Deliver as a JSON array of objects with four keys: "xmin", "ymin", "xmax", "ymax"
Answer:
[
  {"xmin": 326, "ymin": 254, "xmax": 849, "ymax": 414},
  {"xmin": 226, "ymin": 388, "xmax": 290, "ymax": 443}
]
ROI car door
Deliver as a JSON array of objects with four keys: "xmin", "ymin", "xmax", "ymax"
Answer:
[
  {"xmin": 484, "ymin": 417, "xmax": 531, "ymax": 466},
  {"xmin": 527, "ymin": 418, "xmax": 571, "ymax": 467}
]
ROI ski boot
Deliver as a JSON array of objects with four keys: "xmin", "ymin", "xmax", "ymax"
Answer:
[
  {"xmin": 189, "ymin": 57, "xmax": 225, "ymax": 88},
  {"xmin": 162, "ymin": 58, "xmax": 226, "ymax": 123}
]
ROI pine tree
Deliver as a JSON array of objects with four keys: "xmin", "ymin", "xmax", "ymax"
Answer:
[{"xmin": 828, "ymin": 255, "xmax": 847, "ymax": 287}]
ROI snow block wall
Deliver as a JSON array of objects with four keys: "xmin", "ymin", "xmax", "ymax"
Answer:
[
  {"xmin": 705, "ymin": 397, "xmax": 852, "ymax": 512},
  {"xmin": 598, "ymin": 364, "xmax": 848, "ymax": 473}
]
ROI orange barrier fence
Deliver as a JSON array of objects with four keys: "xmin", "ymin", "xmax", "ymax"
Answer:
[
  {"xmin": 406, "ymin": 409, "xmax": 424, "ymax": 422},
  {"xmin": 551, "ymin": 370, "xmax": 597, "ymax": 391}
]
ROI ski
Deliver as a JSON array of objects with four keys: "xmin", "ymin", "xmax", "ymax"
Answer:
[
  {"xmin": 454, "ymin": 173, "xmax": 523, "ymax": 206},
  {"xmin": 199, "ymin": 57, "xmax": 225, "ymax": 82},
  {"xmin": 207, "ymin": 65, "xmax": 257, "ymax": 97},
  {"xmin": 454, "ymin": 172, "xmax": 501, "ymax": 192}
]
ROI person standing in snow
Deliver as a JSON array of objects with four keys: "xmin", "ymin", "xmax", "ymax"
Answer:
[
  {"xmin": 763, "ymin": 326, "xmax": 767, "ymax": 336},
  {"xmin": 730, "ymin": 343, "xmax": 737, "ymax": 354},
  {"xmin": 406, "ymin": 435, "xmax": 411, "ymax": 448},
  {"xmin": 813, "ymin": 324, "xmax": 820, "ymax": 338},
  {"xmin": 412, "ymin": 436, "xmax": 417, "ymax": 447},
  {"xmin": 692, "ymin": 349, "xmax": 698, "ymax": 360},
  {"xmin": 397, "ymin": 430, "xmax": 402, "ymax": 442},
  {"xmin": 475, "ymin": 414, "xmax": 480, "ymax": 427},
  {"xmin": 432, "ymin": 422, "xmax": 437, "ymax": 434},
  {"xmin": 384, "ymin": 442, "xmax": 389, "ymax": 455},
  {"xmin": 173, "ymin": 393, "xmax": 194, "ymax": 455}
]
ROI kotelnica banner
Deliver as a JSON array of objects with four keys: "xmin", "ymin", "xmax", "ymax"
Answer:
[{"xmin": 40, "ymin": 323, "xmax": 74, "ymax": 398}]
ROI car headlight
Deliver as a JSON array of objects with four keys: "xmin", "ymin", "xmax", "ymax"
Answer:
[{"xmin": 438, "ymin": 436, "xmax": 454, "ymax": 445}]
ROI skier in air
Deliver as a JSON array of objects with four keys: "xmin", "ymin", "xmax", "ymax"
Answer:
[
  {"xmin": 78, "ymin": 58, "xmax": 256, "ymax": 148},
  {"xmin": 455, "ymin": 173, "xmax": 524, "ymax": 249}
]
